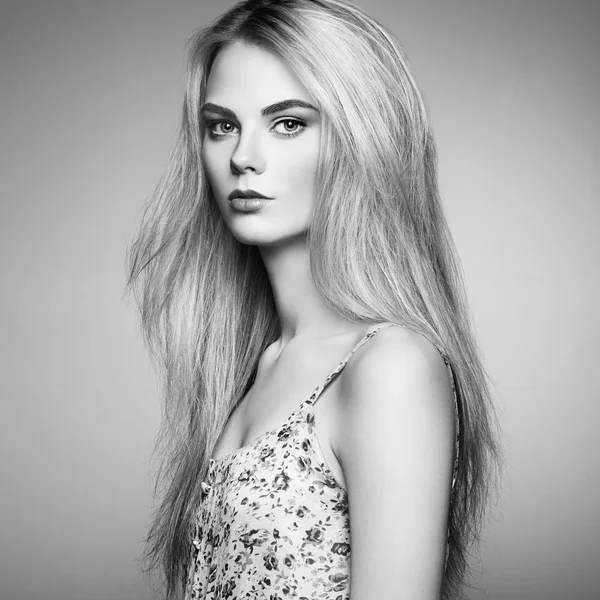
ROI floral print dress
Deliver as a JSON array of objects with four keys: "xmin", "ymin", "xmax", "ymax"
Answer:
[{"xmin": 185, "ymin": 323, "xmax": 461, "ymax": 600}]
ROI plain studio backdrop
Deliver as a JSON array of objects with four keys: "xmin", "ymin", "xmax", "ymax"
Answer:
[{"xmin": 1, "ymin": 1, "xmax": 598, "ymax": 599}]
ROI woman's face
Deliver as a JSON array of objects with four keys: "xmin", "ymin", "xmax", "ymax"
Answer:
[{"xmin": 201, "ymin": 41, "xmax": 321, "ymax": 247}]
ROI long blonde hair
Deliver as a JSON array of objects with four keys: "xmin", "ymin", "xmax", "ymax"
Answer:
[{"xmin": 127, "ymin": 1, "xmax": 502, "ymax": 598}]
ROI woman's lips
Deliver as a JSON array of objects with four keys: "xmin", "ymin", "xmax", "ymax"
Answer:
[
  {"xmin": 228, "ymin": 188, "xmax": 272, "ymax": 201},
  {"xmin": 229, "ymin": 197, "xmax": 272, "ymax": 212},
  {"xmin": 228, "ymin": 188, "xmax": 273, "ymax": 212}
]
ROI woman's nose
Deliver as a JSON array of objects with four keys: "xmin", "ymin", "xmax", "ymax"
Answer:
[{"xmin": 229, "ymin": 129, "xmax": 266, "ymax": 175}]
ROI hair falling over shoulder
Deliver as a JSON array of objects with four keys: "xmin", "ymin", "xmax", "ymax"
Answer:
[{"xmin": 126, "ymin": 1, "xmax": 502, "ymax": 598}]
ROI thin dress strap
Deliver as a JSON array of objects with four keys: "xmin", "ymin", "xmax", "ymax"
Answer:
[
  {"xmin": 440, "ymin": 354, "xmax": 461, "ymax": 494},
  {"xmin": 305, "ymin": 323, "xmax": 397, "ymax": 406}
]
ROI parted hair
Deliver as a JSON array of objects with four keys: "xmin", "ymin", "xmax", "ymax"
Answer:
[{"xmin": 127, "ymin": 0, "xmax": 502, "ymax": 598}]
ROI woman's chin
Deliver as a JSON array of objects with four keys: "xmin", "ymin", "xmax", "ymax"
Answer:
[{"xmin": 228, "ymin": 226, "xmax": 307, "ymax": 249}]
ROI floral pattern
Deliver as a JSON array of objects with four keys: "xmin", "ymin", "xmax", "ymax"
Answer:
[{"xmin": 185, "ymin": 324, "xmax": 461, "ymax": 599}]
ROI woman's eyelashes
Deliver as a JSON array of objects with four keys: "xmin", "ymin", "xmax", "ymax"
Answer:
[
  {"xmin": 271, "ymin": 118, "xmax": 307, "ymax": 137},
  {"xmin": 207, "ymin": 120, "xmax": 238, "ymax": 138},
  {"xmin": 204, "ymin": 117, "xmax": 307, "ymax": 140}
]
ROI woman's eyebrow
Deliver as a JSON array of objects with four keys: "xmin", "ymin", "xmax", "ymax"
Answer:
[
  {"xmin": 201, "ymin": 103, "xmax": 237, "ymax": 119},
  {"xmin": 201, "ymin": 99, "xmax": 318, "ymax": 118},
  {"xmin": 261, "ymin": 99, "xmax": 318, "ymax": 115}
]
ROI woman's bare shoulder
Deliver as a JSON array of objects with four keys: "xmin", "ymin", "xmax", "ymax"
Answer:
[
  {"xmin": 334, "ymin": 324, "xmax": 456, "ymax": 462},
  {"xmin": 342, "ymin": 325, "xmax": 451, "ymax": 399}
]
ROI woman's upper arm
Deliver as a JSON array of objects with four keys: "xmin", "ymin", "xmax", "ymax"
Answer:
[{"xmin": 336, "ymin": 327, "xmax": 456, "ymax": 600}]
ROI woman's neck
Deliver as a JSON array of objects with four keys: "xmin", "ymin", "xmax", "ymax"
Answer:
[{"xmin": 259, "ymin": 236, "xmax": 360, "ymax": 349}]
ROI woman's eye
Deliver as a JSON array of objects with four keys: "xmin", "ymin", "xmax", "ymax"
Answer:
[
  {"xmin": 272, "ymin": 118, "xmax": 306, "ymax": 137},
  {"xmin": 207, "ymin": 121, "xmax": 238, "ymax": 137}
]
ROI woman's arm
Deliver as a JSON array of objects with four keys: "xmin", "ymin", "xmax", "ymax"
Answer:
[{"xmin": 336, "ymin": 327, "xmax": 456, "ymax": 600}]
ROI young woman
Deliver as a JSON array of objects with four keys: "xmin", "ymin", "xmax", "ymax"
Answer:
[{"xmin": 127, "ymin": 1, "xmax": 501, "ymax": 598}]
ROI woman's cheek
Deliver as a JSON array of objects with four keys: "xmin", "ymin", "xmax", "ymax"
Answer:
[
  {"xmin": 282, "ymin": 138, "xmax": 319, "ymax": 203},
  {"xmin": 202, "ymin": 144, "xmax": 229, "ymax": 201}
]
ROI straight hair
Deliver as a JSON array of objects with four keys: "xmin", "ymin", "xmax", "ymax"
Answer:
[{"xmin": 127, "ymin": 1, "xmax": 502, "ymax": 598}]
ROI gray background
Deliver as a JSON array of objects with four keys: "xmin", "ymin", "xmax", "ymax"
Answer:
[{"xmin": 1, "ymin": 1, "xmax": 599, "ymax": 599}]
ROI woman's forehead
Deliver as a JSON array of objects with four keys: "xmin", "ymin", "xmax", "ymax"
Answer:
[{"xmin": 205, "ymin": 41, "xmax": 315, "ymax": 110}]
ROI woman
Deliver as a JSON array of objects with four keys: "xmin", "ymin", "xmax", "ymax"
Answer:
[{"xmin": 127, "ymin": 0, "xmax": 501, "ymax": 598}]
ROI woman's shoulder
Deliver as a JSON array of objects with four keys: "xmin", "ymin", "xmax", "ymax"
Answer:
[
  {"xmin": 336, "ymin": 323, "xmax": 455, "ymax": 436},
  {"xmin": 332, "ymin": 323, "xmax": 458, "ymax": 497},
  {"xmin": 348, "ymin": 324, "xmax": 450, "ymax": 388}
]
